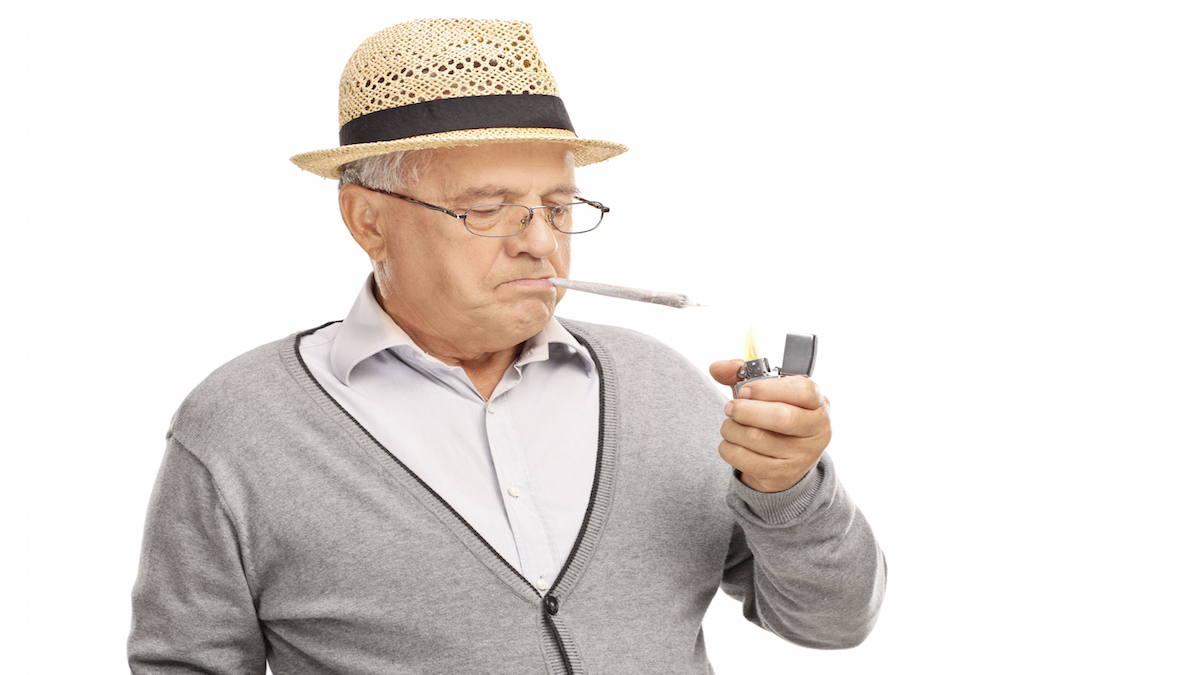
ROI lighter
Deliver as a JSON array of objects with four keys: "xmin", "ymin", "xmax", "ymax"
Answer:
[{"xmin": 734, "ymin": 333, "xmax": 819, "ymax": 396}]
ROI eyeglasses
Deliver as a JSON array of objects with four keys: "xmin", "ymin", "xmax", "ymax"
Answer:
[{"xmin": 365, "ymin": 187, "xmax": 609, "ymax": 238}]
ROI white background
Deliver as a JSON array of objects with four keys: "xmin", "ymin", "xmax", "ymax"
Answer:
[{"xmin": 2, "ymin": 1, "xmax": 1198, "ymax": 672}]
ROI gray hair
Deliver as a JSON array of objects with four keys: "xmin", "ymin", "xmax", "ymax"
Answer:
[{"xmin": 337, "ymin": 149, "xmax": 436, "ymax": 193}]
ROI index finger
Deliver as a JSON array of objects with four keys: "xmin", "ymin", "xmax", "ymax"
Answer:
[{"xmin": 736, "ymin": 375, "xmax": 824, "ymax": 410}]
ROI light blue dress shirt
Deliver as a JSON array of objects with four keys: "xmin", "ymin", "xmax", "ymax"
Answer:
[{"xmin": 299, "ymin": 276, "xmax": 599, "ymax": 591}]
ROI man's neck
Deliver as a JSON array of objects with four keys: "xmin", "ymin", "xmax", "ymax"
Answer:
[
  {"xmin": 424, "ymin": 344, "xmax": 521, "ymax": 401},
  {"xmin": 371, "ymin": 282, "xmax": 536, "ymax": 400},
  {"xmin": 386, "ymin": 310, "xmax": 524, "ymax": 400}
]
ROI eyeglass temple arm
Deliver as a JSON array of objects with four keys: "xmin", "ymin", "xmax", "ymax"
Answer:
[
  {"xmin": 401, "ymin": 196, "xmax": 466, "ymax": 220},
  {"xmin": 576, "ymin": 198, "xmax": 609, "ymax": 213}
]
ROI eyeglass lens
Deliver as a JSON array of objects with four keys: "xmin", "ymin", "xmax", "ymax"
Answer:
[{"xmin": 462, "ymin": 203, "xmax": 602, "ymax": 236}]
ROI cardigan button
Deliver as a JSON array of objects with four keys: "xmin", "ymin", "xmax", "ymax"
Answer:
[{"xmin": 545, "ymin": 594, "xmax": 559, "ymax": 615}]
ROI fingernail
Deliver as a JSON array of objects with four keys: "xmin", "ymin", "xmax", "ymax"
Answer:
[
  {"xmin": 723, "ymin": 401, "xmax": 733, "ymax": 416},
  {"xmin": 738, "ymin": 386, "xmax": 751, "ymax": 399}
]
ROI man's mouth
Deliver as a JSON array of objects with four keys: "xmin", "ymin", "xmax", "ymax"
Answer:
[{"xmin": 503, "ymin": 277, "xmax": 554, "ymax": 288}]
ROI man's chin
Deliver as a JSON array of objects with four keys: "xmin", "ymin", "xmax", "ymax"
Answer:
[{"xmin": 505, "ymin": 301, "xmax": 556, "ymax": 338}]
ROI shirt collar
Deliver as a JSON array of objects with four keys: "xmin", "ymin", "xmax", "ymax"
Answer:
[{"xmin": 330, "ymin": 274, "xmax": 594, "ymax": 386}]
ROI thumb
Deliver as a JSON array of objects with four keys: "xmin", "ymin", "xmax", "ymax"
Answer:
[{"xmin": 709, "ymin": 359, "xmax": 745, "ymax": 388}]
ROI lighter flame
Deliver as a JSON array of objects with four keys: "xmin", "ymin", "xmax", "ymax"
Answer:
[{"xmin": 743, "ymin": 325, "xmax": 760, "ymax": 362}]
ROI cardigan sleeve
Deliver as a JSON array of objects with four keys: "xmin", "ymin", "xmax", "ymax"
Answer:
[
  {"xmin": 720, "ymin": 453, "xmax": 887, "ymax": 649},
  {"xmin": 128, "ymin": 436, "xmax": 267, "ymax": 675}
]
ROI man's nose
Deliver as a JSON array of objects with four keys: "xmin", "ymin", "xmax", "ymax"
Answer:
[{"xmin": 510, "ymin": 208, "xmax": 558, "ymax": 257}]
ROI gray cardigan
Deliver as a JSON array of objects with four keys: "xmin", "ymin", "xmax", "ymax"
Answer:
[{"xmin": 129, "ymin": 319, "xmax": 885, "ymax": 674}]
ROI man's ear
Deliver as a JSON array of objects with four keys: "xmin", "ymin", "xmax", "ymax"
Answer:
[{"xmin": 339, "ymin": 185, "xmax": 388, "ymax": 261}]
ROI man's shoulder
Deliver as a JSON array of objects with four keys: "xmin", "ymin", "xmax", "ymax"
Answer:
[
  {"xmin": 186, "ymin": 335, "xmax": 295, "ymax": 397},
  {"xmin": 556, "ymin": 317, "xmax": 679, "ymax": 361},
  {"xmin": 556, "ymin": 317, "xmax": 719, "ymax": 397},
  {"xmin": 169, "ymin": 326, "xmax": 328, "ymax": 446}
]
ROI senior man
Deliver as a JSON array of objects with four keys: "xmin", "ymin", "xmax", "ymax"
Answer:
[{"xmin": 129, "ymin": 19, "xmax": 885, "ymax": 674}]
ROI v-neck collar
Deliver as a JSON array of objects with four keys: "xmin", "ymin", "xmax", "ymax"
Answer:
[{"xmin": 282, "ymin": 317, "xmax": 618, "ymax": 611}]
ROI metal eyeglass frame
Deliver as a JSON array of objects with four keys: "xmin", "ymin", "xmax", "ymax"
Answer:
[{"xmin": 364, "ymin": 187, "xmax": 609, "ymax": 238}]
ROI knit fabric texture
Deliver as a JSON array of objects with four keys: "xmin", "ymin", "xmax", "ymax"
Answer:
[{"xmin": 129, "ymin": 319, "xmax": 885, "ymax": 674}]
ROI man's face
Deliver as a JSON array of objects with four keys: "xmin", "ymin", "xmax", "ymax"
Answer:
[{"xmin": 371, "ymin": 142, "xmax": 576, "ymax": 358}]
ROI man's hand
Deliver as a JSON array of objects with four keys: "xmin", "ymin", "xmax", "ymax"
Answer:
[{"xmin": 709, "ymin": 360, "xmax": 832, "ymax": 493}]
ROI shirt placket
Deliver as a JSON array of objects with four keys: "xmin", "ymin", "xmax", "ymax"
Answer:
[{"xmin": 485, "ymin": 380, "xmax": 558, "ymax": 592}]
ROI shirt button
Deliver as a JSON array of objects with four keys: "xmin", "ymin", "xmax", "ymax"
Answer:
[
  {"xmin": 487, "ymin": 402, "xmax": 496, "ymax": 414},
  {"xmin": 508, "ymin": 486, "xmax": 521, "ymax": 498},
  {"xmin": 535, "ymin": 577, "xmax": 549, "ymax": 591}
]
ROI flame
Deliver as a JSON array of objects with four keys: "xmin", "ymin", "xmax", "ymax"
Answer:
[{"xmin": 743, "ymin": 325, "xmax": 760, "ymax": 361}]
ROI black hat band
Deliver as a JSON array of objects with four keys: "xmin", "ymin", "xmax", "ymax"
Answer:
[{"xmin": 339, "ymin": 94, "xmax": 576, "ymax": 146}]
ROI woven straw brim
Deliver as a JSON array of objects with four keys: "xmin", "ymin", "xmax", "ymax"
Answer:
[{"xmin": 291, "ymin": 127, "xmax": 627, "ymax": 180}]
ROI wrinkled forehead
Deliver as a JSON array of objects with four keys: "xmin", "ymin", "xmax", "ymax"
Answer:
[{"xmin": 419, "ymin": 142, "xmax": 576, "ymax": 198}]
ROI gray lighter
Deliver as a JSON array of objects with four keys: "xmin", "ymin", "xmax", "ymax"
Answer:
[{"xmin": 734, "ymin": 333, "xmax": 818, "ymax": 396}]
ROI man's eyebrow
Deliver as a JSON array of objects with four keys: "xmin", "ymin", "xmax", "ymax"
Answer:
[{"xmin": 454, "ymin": 185, "xmax": 580, "ymax": 201}]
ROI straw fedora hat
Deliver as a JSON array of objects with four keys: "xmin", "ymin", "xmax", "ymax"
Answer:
[{"xmin": 290, "ymin": 19, "xmax": 628, "ymax": 179}]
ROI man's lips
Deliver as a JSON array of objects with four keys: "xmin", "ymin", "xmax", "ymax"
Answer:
[{"xmin": 502, "ymin": 277, "xmax": 554, "ymax": 288}]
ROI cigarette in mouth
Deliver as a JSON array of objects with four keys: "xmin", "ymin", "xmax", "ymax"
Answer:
[{"xmin": 548, "ymin": 277, "xmax": 699, "ymax": 309}]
